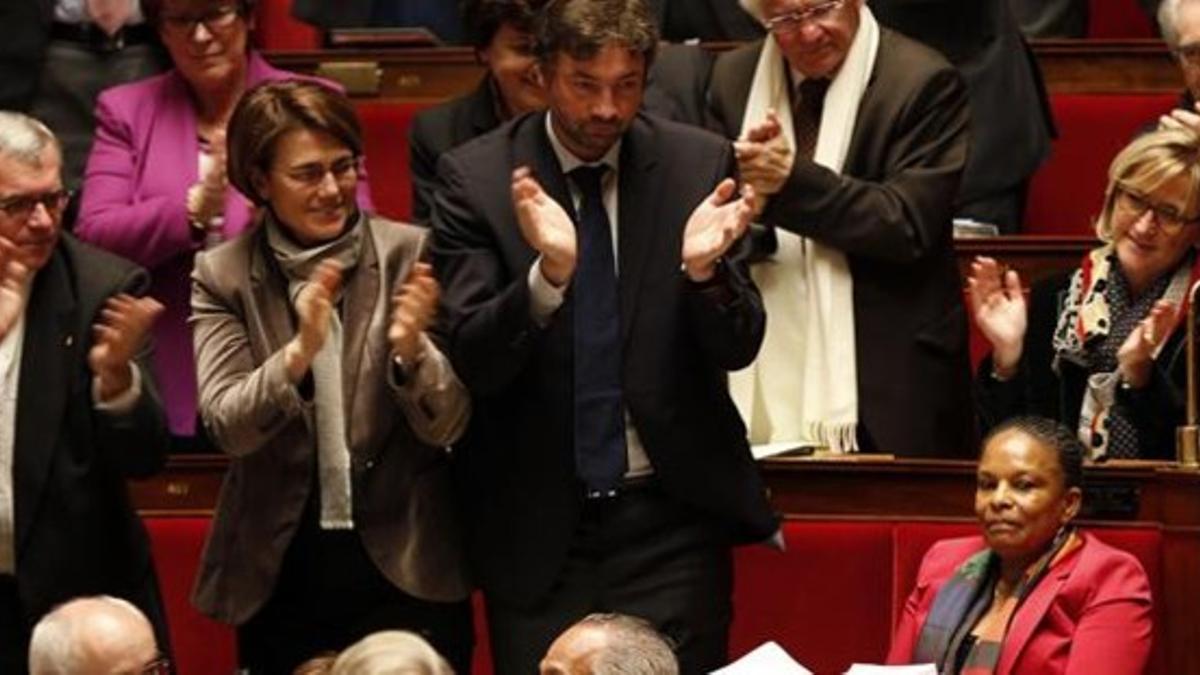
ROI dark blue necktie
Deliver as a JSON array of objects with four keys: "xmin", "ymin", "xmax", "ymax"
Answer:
[{"xmin": 569, "ymin": 165, "xmax": 627, "ymax": 495}]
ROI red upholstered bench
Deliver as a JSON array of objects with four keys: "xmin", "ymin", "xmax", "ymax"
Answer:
[
  {"xmin": 1088, "ymin": 0, "xmax": 1157, "ymax": 38},
  {"xmin": 1025, "ymin": 93, "xmax": 1177, "ymax": 235},
  {"xmin": 253, "ymin": 0, "xmax": 322, "ymax": 51},
  {"xmin": 356, "ymin": 101, "xmax": 438, "ymax": 223},
  {"xmin": 142, "ymin": 517, "xmax": 237, "ymax": 675}
]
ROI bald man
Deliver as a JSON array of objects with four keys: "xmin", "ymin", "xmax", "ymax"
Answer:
[
  {"xmin": 540, "ymin": 613, "xmax": 678, "ymax": 675},
  {"xmin": 28, "ymin": 596, "xmax": 164, "ymax": 675}
]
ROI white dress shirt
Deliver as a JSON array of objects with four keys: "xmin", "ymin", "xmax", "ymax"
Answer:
[{"xmin": 54, "ymin": 0, "xmax": 144, "ymax": 25}]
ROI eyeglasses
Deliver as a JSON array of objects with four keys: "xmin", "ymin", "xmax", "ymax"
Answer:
[
  {"xmin": 279, "ymin": 156, "xmax": 360, "ymax": 188},
  {"xmin": 1175, "ymin": 42, "xmax": 1200, "ymax": 67},
  {"xmin": 763, "ymin": 0, "xmax": 846, "ymax": 34},
  {"xmin": 0, "ymin": 189, "xmax": 70, "ymax": 220},
  {"xmin": 1114, "ymin": 185, "xmax": 1200, "ymax": 234},
  {"xmin": 159, "ymin": 4, "xmax": 240, "ymax": 37},
  {"xmin": 141, "ymin": 656, "xmax": 171, "ymax": 675}
]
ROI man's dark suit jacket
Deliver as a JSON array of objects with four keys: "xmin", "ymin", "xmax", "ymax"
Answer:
[
  {"xmin": 648, "ymin": 0, "xmax": 764, "ymax": 41},
  {"xmin": 409, "ymin": 63, "xmax": 707, "ymax": 224},
  {"xmin": 431, "ymin": 112, "xmax": 777, "ymax": 607},
  {"xmin": 0, "ymin": 0, "xmax": 51, "ymax": 110},
  {"xmin": 873, "ymin": 0, "xmax": 1054, "ymax": 230},
  {"xmin": 708, "ymin": 30, "xmax": 975, "ymax": 458},
  {"xmin": 12, "ymin": 235, "xmax": 170, "ymax": 653}
]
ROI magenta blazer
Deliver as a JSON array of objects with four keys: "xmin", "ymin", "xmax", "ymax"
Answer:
[
  {"xmin": 887, "ymin": 533, "xmax": 1154, "ymax": 675},
  {"xmin": 77, "ymin": 52, "xmax": 373, "ymax": 437}
]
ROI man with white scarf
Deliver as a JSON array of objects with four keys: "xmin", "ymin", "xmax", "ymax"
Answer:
[{"xmin": 709, "ymin": 0, "xmax": 975, "ymax": 458}]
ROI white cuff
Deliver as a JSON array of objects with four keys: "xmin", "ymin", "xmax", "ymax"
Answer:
[
  {"xmin": 93, "ymin": 363, "xmax": 142, "ymax": 415},
  {"xmin": 527, "ymin": 256, "xmax": 565, "ymax": 326}
]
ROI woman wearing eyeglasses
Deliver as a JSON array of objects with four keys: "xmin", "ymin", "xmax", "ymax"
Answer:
[
  {"xmin": 189, "ymin": 80, "xmax": 470, "ymax": 674},
  {"xmin": 970, "ymin": 127, "xmax": 1200, "ymax": 460},
  {"xmin": 74, "ymin": 0, "xmax": 372, "ymax": 455}
]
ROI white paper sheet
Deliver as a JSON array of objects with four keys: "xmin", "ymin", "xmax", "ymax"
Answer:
[
  {"xmin": 710, "ymin": 641, "xmax": 813, "ymax": 675},
  {"xmin": 844, "ymin": 664, "xmax": 938, "ymax": 675}
]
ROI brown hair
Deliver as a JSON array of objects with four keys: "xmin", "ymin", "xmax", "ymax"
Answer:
[
  {"xmin": 225, "ymin": 79, "xmax": 363, "ymax": 206},
  {"xmin": 534, "ymin": 0, "xmax": 658, "ymax": 71},
  {"xmin": 140, "ymin": 0, "xmax": 255, "ymax": 26}
]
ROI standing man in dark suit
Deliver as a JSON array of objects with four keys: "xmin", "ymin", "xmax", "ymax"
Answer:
[
  {"xmin": 872, "ymin": 0, "xmax": 1054, "ymax": 231},
  {"xmin": 709, "ymin": 0, "xmax": 973, "ymax": 458},
  {"xmin": 0, "ymin": 1, "xmax": 49, "ymax": 112},
  {"xmin": 0, "ymin": 111, "xmax": 169, "ymax": 674},
  {"xmin": 432, "ymin": 0, "xmax": 777, "ymax": 672}
]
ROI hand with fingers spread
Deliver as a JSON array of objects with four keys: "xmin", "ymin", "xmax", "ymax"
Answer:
[
  {"xmin": 733, "ymin": 109, "xmax": 793, "ymax": 215},
  {"xmin": 967, "ymin": 255, "xmax": 1027, "ymax": 378},
  {"xmin": 284, "ymin": 259, "xmax": 342, "ymax": 382},
  {"xmin": 512, "ymin": 166, "xmax": 576, "ymax": 287},
  {"xmin": 88, "ymin": 293, "xmax": 165, "ymax": 401},
  {"xmin": 1118, "ymin": 299, "xmax": 1177, "ymax": 388},
  {"xmin": 388, "ymin": 262, "xmax": 439, "ymax": 364},
  {"xmin": 187, "ymin": 128, "xmax": 228, "ymax": 228},
  {"xmin": 0, "ymin": 237, "xmax": 31, "ymax": 340},
  {"xmin": 682, "ymin": 179, "xmax": 756, "ymax": 282}
]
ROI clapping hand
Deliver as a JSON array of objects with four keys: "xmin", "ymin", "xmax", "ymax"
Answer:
[
  {"xmin": 733, "ymin": 109, "xmax": 793, "ymax": 216},
  {"xmin": 0, "ymin": 237, "xmax": 30, "ymax": 340},
  {"xmin": 967, "ymin": 256, "xmax": 1027, "ymax": 378},
  {"xmin": 682, "ymin": 179, "xmax": 756, "ymax": 282},
  {"xmin": 388, "ymin": 262, "xmax": 439, "ymax": 364},
  {"xmin": 512, "ymin": 166, "xmax": 576, "ymax": 287},
  {"xmin": 1118, "ymin": 299, "xmax": 1177, "ymax": 388},
  {"xmin": 88, "ymin": 293, "xmax": 165, "ymax": 402},
  {"xmin": 285, "ymin": 259, "xmax": 342, "ymax": 382},
  {"xmin": 187, "ymin": 129, "xmax": 228, "ymax": 226}
]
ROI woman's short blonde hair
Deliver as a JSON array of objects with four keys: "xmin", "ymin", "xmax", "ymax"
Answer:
[
  {"xmin": 1095, "ymin": 127, "xmax": 1200, "ymax": 241},
  {"xmin": 330, "ymin": 631, "xmax": 453, "ymax": 675},
  {"xmin": 225, "ymin": 79, "xmax": 363, "ymax": 206}
]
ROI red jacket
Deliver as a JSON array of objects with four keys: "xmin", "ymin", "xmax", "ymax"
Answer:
[{"xmin": 887, "ymin": 533, "xmax": 1153, "ymax": 674}]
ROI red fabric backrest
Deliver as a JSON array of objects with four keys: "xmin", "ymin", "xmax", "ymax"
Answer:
[
  {"xmin": 1025, "ymin": 93, "xmax": 1176, "ymax": 235},
  {"xmin": 731, "ymin": 520, "xmax": 895, "ymax": 673},
  {"xmin": 252, "ymin": 0, "xmax": 322, "ymax": 51},
  {"xmin": 356, "ymin": 101, "xmax": 437, "ymax": 222},
  {"xmin": 1088, "ymin": 0, "xmax": 1157, "ymax": 38},
  {"xmin": 143, "ymin": 517, "xmax": 237, "ymax": 675}
]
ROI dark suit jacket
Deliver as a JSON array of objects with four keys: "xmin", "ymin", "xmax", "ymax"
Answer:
[
  {"xmin": 1008, "ymin": 0, "xmax": 1087, "ymax": 38},
  {"xmin": 648, "ymin": 0, "xmax": 764, "ymax": 41},
  {"xmin": 976, "ymin": 270, "xmax": 1181, "ymax": 460},
  {"xmin": 0, "ymin": 0, "xmax": 51, "ymax": 110},
  {"xmin": 873, "ymin": 0, "xmax": 1054, "ymax": 228},
  {"xmin": 13, "ymin": 235, "xmax": 170, "ymax": 646},
  {"xmin": 708, "ymin": 31, "xmax": 974, "ymax": 458},
  {"xmin": 190, "ymin": 217, "xmax": 471, "ymax": 624},
  {"xmin": 431, "ymin": 112, "xmax": 777, "ymax": 606},
  {"xmin": 888, "ymin": 534, "xmax": 1153, "ymax": 674}
]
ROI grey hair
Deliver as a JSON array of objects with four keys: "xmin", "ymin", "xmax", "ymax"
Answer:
[
  {"xmin": 579, "ymin": 613, "xmax": 678, "ymax": 675},
  {"xmin": 0, "ymin": 111, "xmax": 59, "ymax": 168},
  {"xmin": 330, "ymin": 631, "xmax": 453, "ymax": 675},
  {"xmin": 28, "ymin": 596, "xmax": 149, "ymax": 675}
]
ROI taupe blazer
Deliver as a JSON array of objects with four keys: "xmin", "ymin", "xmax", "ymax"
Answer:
[{"xmin": 189, "ymin": 216, "xmax": 470, "ymax": 625}]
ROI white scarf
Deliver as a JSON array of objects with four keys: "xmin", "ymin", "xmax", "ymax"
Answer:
[{"xmin": 729, "ymin": 4, "xmax": 880, "ymax": 454}]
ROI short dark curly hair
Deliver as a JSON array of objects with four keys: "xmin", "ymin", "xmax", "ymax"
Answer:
[
  {"xmin": 982, "ymin": 416, "xmax": 1086, "ymax": 491},
  {"xmin": 460, "ymin": 0, "xmax": 549, "ymax": 50},
  {"xmin": 534, "ymin": 0, "xmax": 658, "ymax": 71},
  {"xmin": 140, "ymin": 0, "xmax": 256, "ymax": 27}
]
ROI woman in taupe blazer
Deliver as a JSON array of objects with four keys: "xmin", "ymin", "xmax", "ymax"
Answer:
[{"xmin": 188, "ymin": 80, "xmax": 472, "ymax": 674}]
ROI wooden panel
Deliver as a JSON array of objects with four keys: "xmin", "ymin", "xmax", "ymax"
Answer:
[{"xmin": 954, "ymin": 235, "xmax": 1094, "ymax": 285}]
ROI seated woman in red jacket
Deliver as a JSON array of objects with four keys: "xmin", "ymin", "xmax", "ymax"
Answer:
[{"xmin": 887, "ymin": 416, "xmax": 1153, "ymax": 674}]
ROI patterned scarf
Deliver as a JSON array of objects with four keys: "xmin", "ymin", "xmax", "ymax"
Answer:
[
  {"xmin": 1051, "ymin": 245, "xmax": 1196, "ymax": 460},
  {"xmin": 265, "ymin": 210, "xmax": 365, "ymax": 529}
]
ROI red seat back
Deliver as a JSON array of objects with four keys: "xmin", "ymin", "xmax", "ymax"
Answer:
[
  {"xmin": 143, "ymin": 517, "xmax": 237, "ymax": 675},
  {"xmin": 356, "ymin": 101, "xmax": 437, "ymax": 223},
  {"xmin": 252, "ymin": 0, "xmax": 322, "ymax": 51},
  {"xmin": 1088, "ymin": 0, "xmax": 1157, "ymax": 38},
  {"xmin": 1025, "ymin": 93, "xmax": 1176, "ymax": 235}
]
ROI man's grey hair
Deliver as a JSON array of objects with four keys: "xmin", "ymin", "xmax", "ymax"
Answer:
[
  {"xmin": 330, "ymin": 630, "xmax": 453, "ymax": 675},
  {"xmin": 28, "ymin": 596, "xmax": 151, "ymax": 675},
  {"xmin": 1159, "ymin": 0, "xmax": 1200, "ymax": 48},
  {"xmin": 579, "ymin": 613, "xmax": 679, "ymax": 675},
  {"xmin": 0, "ymin": 111, "xmax": 60, "ymax": 169}
]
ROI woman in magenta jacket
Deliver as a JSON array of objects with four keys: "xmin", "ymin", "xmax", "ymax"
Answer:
[
  {"xmin": 887, "ymin": 416, "xmax": 1153, "ymax": 675},
  {"xmin": 76, "ymin": 0, "xmax": 371, "ymax": 451}
]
